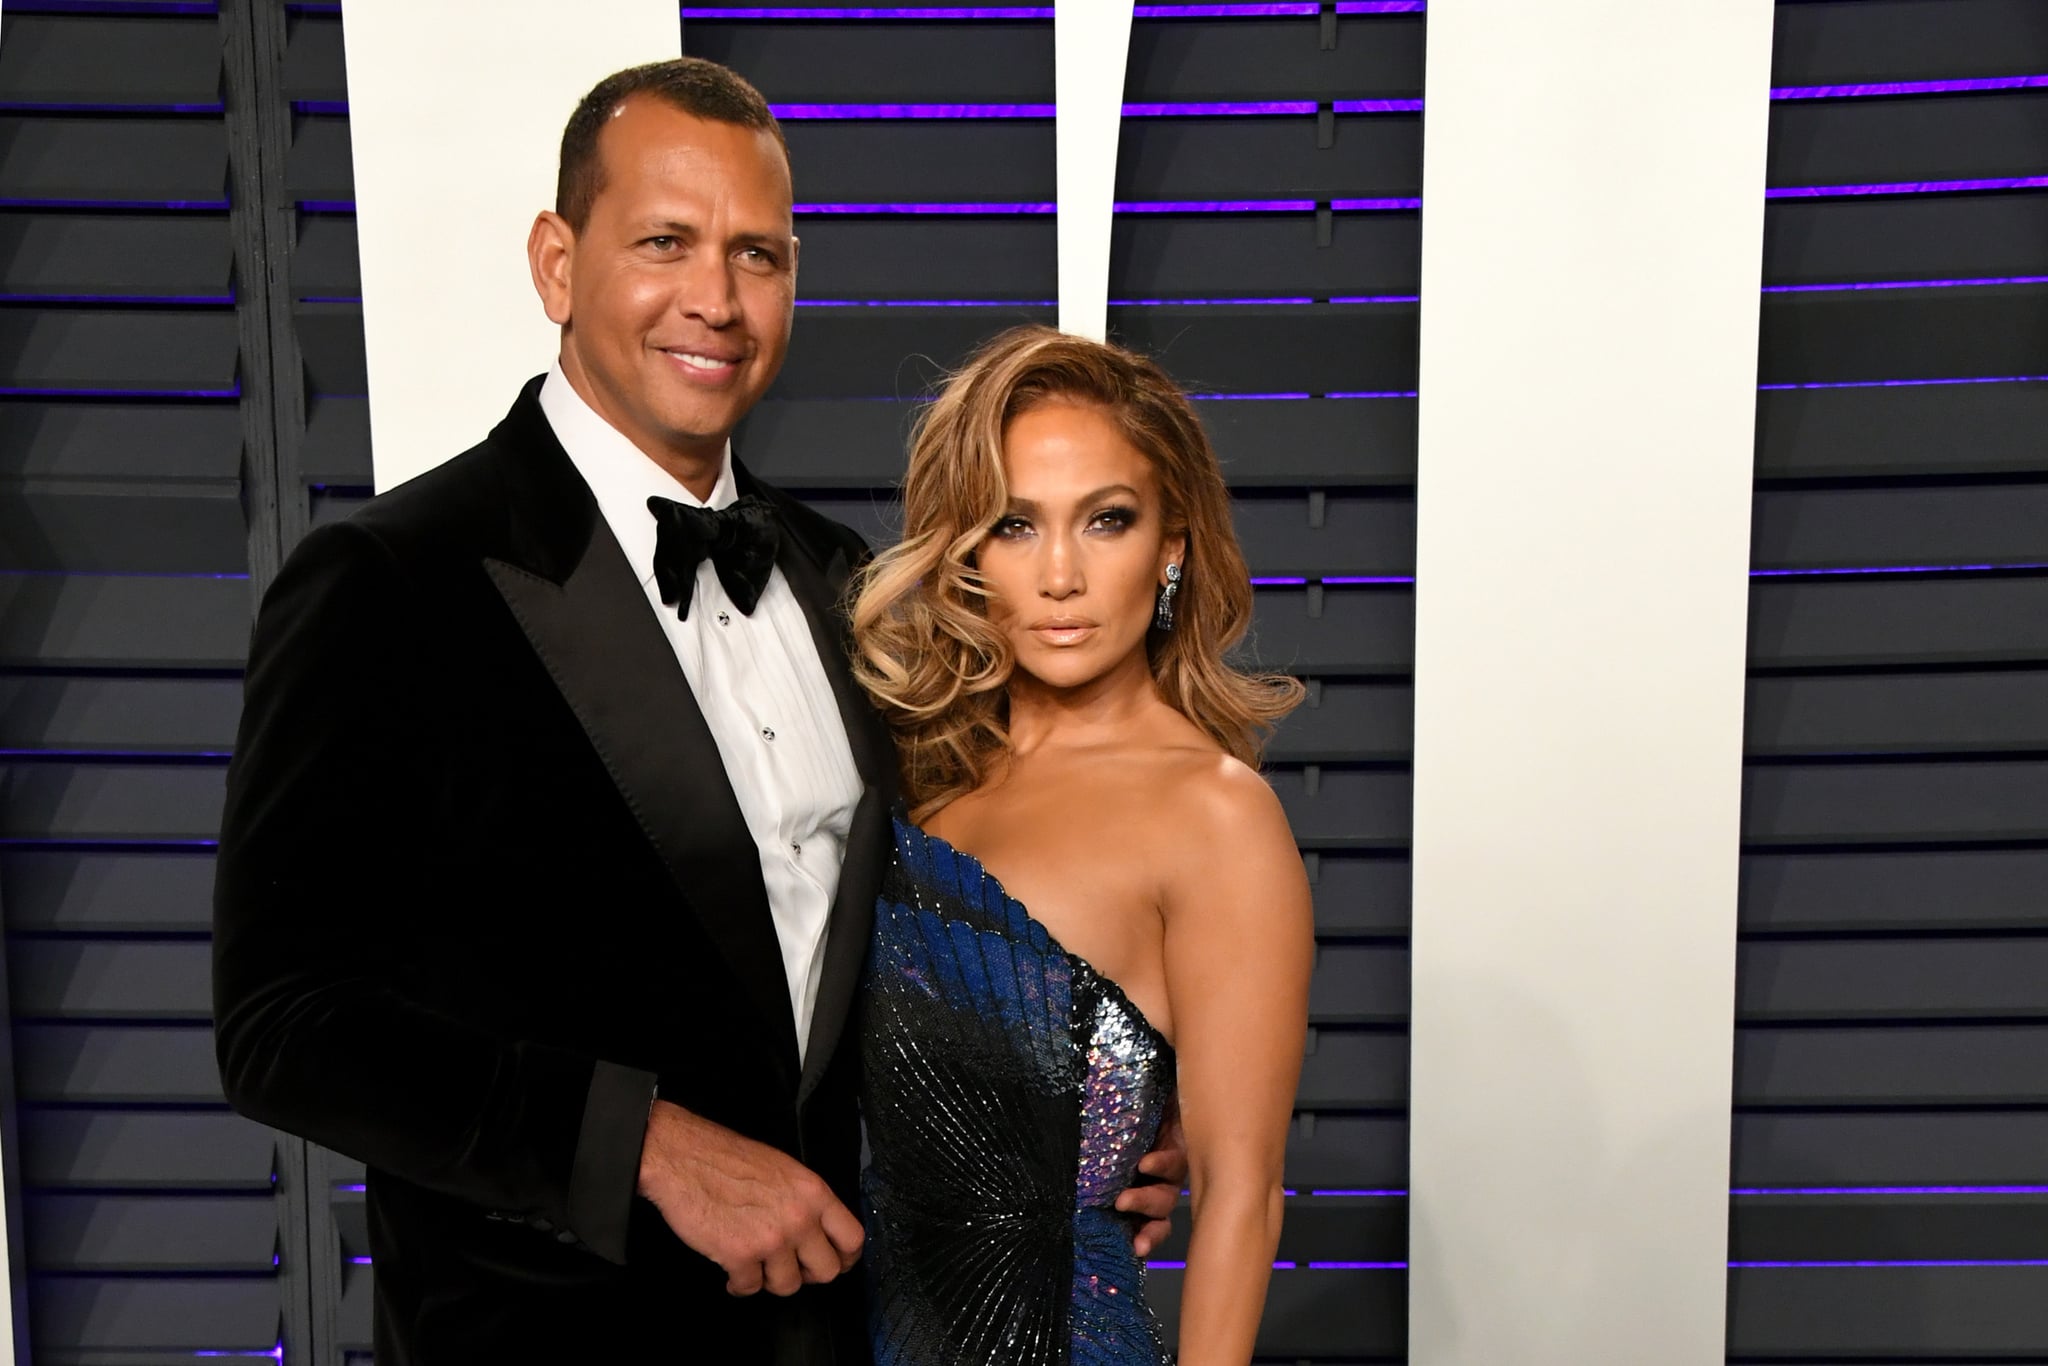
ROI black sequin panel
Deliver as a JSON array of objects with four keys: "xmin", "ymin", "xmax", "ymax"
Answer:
[{"xmin": 862, "ymin": 819, "xmax": 1176, "ymax": 1366}]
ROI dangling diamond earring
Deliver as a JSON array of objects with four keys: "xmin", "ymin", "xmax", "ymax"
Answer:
[{"xmin": 1153, "ymin": 563, "xmax": 1182, "ymax": 632}]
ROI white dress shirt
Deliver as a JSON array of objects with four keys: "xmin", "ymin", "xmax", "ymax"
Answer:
[{"xmin": 540, "ymin": 363, "xmax": 862, "ymax": 1061}]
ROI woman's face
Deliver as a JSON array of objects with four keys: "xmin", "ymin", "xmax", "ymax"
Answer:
[{"xmin": 978, "ymin": 400, "xmax": 1185, "ymax": 694}]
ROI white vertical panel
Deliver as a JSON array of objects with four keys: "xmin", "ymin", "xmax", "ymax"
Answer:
[
  {"xmin": 1406, "ymin": 3, "xmax": 1773, "ymax": 1363},
  {"xmin": 1054, "ymin": 0, "xmax": 1133, "ymax": 341},
  {"xmin": 343, "ymin": 0, "xmax": 679, "ymax": 491}
]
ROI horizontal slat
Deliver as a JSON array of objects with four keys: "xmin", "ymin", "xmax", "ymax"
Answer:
[
  {"xmin": 2, "ymin": 850, "xmax": 215, "ymax": 933},
  {"xmin": 0, "ymin": 675, "xmax": 241, "ymax": 754},
  {"xmin": 3, "ymin": 479, "xmax": 248, "ymax": 574},
  {"xmin": 1246, "ymin": 585, "xmax": 1415, "ymax": 675},
  {"xmin": 1740, "ymin": 848, "xmax": 2048, "ymax": 934},
  {"xmin": 288, "ymin": 114, "xmax": 1431, "ymax": 204},
  {"xmin": 18, "ymin": 1110, "xmax": 272, "ymax": 1189},
  {"xmin": 0, "ymin": 16, "xmax": 220, "ymax": 107},
  {"xmin": 25, "ymin": 1193, "xmax": 276, "ymax": 1272},
  {"xmin": 1748, "ymin": 574, "xmax": 2048, "ymax": 668},
  {"xmin": 1305, "ymin": 853, "xmax": 1409, "ymax": 937},
  {"xmin": 1755, "ymin": 377, "xmax": 2048, "ymax": 479},
  {"xmin": 0, "ymin": 214, "xmax": 232, "ymax": 300},
  {"xmin": 746, "ymin": 396, "xmax": 1417, "ymax": 490},
  {"xmin": 1268, "ymin": 682, "xmax": 1412, "ymax": 763},
  {"xmin": 0, "ymin": 572, "xmax": 252, "ymax": 669},
  {"xmin": 295, "ymin": 300, "xmax": 368, "ymax": 395},
  {"xmin": 0, "ymin": 401, "xmax": 242, "ymax": 480},
  {"xmin": 1738, "ymin": 939, "xmax": 2048, "ymax": 1022},
  {"xmin": 1735, "ymin": 1024, "xmax": 2048, "ymax": 1106},
  {"xmin": 15, "ymin": 1023, "xmax": 222, "ymax": 1103},
  {"xmin": 0, "ymin": 761, "xmax": 226, "ymax": 841},
  {"xmin": 1733, "ymin": 1191, "xmax": 2048, "ymax": 1261},
  {"xmin": 1741, "ymin": 759, "xmax": 2048, "ymax": 844},
  {"xmin": 1758, "ymin": 282, "xmax": 2048, "ymax": 387},
  {"xmin": 0, "ymin": 116, "xmax": 227, "ymax": 204},
  {"xmin": 1285, "ymin": 1112, "xmax": 1405, "ymax": 1188},
  {"xmin": 1734, "ymin": 1110, "xmax": 2048, "ymax": 1187},
  {"xmin": 280, "ymin": 10, "xmax": 345, "ymax": 103},
  {"xmin": 1763, "ymin": 193, "xmax": 2048, "ymax": 289},
  {"xmin": 1296, "ymin": 1028, "xmax": 1405, "ymax": 1109},
  {"xmin": 0, "ymin": 308, "xmax": 239, "ymax": 393},
  {"xmin": 301, "ymin": 394, "xmax": 373, "ymax": 485},
  {"xmin": 291, "ymin": 212, "xmax": 1425, "ymax": 305},
  {"xmin": 1766, "ymin": 90, "xmax": 2048, "ymax": 189},
  {"xmin": 10, "ymin": 940, "xmax": 213, "ymax": 1020},
  {"xmin": 1728, "ymin": 1263, "xmax": 2048, "ymax": 1358},
  {"xmin": 28, "ymin": 1277, "xmax": 278, "ymax": 1355},
  {"xmin": 1153, "ymin": 1266, "xmax": 1405, "ymax": 1359},
  {"xmin": 1752, "ymin": 482, "xmax": 2048, "ymax": 572},
  {"xmin": 1746, "ymin": 670, "xmax": 2048, "ymax": 756},
  {"xmin": 1308, "ymin": 945, "xmax": 1407, "ymax": 1024},
  {"xmin": 1272, "ymin": 766, "xmax": 1410, "ymax": 849},
  {"xmin": 1773, "ymin": 0, "xmax": 2048, "ymax": 84}
]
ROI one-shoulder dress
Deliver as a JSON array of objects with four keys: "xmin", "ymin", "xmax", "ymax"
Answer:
[{"xmin": 859, "ymin": 817, "xmax": 1178, "ymax": 1366}]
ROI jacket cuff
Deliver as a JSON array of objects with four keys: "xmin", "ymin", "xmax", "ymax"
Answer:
[{"xmin": 565, "ymin": 1058, "xmax": 660, "ymax": 1264}]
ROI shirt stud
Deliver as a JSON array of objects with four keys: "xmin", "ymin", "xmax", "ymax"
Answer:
[
  {"xmin": 717, "ymin": 610, "xmax": 731, "ymax": 626},
  {"xmin": 762, "ymin": 727, "xmax": 776, "ymax": 742}
]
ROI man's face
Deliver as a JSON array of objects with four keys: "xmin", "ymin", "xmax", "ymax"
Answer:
[{"xmin": 537, "ymin": 99, "xmax": 797, "ymax": 466}]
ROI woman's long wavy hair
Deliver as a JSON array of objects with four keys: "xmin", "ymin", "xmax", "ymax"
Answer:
[{"xmin": 851, "ymin": 325, "xmax": 1304, "ymax": 820}]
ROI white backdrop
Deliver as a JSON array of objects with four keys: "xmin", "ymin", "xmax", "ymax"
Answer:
[
  {"xmin": 344, "ymin": 0, "xmax": 679, "ymax": 492},
  {"xmin": 1405, "ymin": 2, "xmax": 1773, "ymax": 1362}
]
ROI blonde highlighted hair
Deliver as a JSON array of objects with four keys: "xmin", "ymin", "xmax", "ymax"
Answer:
[{"xmin": 850, "ymin": 325, "xmax": 1304, "ymax": 819}]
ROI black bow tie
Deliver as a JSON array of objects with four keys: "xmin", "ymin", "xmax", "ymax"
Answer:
[{"xmin": 647, "ymin": 494, "xmax": 781, "ymax": 621}]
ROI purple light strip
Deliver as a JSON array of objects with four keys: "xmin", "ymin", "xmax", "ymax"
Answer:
[
  {"xmin": 796, "ymin": 298, "xmax": 1054, "ymax": 307},
  {"xmin": 1190, "ymin": 391, "xmax": 1312, "ymax": 400},
  {"xmin": 1768, "ymin": 175, "xmax": 2048, "ymax": 199},
  {"xmin": 293, "ymin": 100, "xmax": 350, "ymax": 115},
  {"xmin": 796, "ymin": 201, "xmax": 1053, "ymax": 214},
  {"xmin": 1330, "ymin": 295, "xmax": 1422, "ymax": 304},
  {"xmin": 300, "ymin": 295, "xmax": 364, "ymax": 304},
  {"xmin": 1333, "ymin": 99, "xmax": 1424, "ymax": 113},
  {"xmin": 1118, "ymin": 199, "xmax": 1317, "ymax": 212},
  {"xmin": 683, "ymin": 3, "xmax": 1427, "ymax": 14},
  {"xmin": 193, "ymin": 1348, "xmax": 282, "ymax": 1362},
  {"xmin": 1732, "ymin": 1185, "xmax": 2048, "ymax": 1196},
  {"xmin": 1732, "ymin": 1258, "xmax": 2048, "ymax": 1268},
  {"xmin": 1763, "ymin": 274, "xmax": 2048, "ymax": 294},
  {"xmin": 0, "ymin": 750, "xmax": 232, "ymax": 760},
  {"xmin": 1751, "ymin": 562, "xmax": 2048, "ymax": 578},
  {"xmin": 1249, "ymin": 575, "xmax": 1417, "ymax": 586},
  {"xmin": 772, "ymin": 101, "xmax": 1384, "ymax": 118},
  {"xmin": 1759, "ymin": 373, "xmax": 2048, "ymax": 391},
  {"xmin": 1772, "ymin": 74, "xmax": 2048, "ymax": 100},
  {"xmin": 17, "ymin": 1, "xmax": 217, "ymax": 12},
  {"xmin": 1326, "ymin": 389, "xmax": 1419, "ymax": 398},
  {"xmin": 1332, "ymin": 197, "xmax": 1424, "ymax": 211},
  {"xmin": 299, "ymin": 200, "xmax": 358, "ymax": 213},
  {"xmin": 1114, "ymin": 296, "xmax": 1316, "ymax": 305},
  {"xmin": 776, "ymin": 103, "xmax": 1053, "ymax": 118}
]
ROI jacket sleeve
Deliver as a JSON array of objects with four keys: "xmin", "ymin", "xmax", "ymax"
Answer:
[{"xmin": 211, "ymin": 520, "xmax": 656, "ymax": 1263}]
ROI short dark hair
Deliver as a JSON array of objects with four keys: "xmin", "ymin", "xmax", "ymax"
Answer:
[{"xmin": 555, "ymin": 57, "xmax": 788, "ymax": 231}]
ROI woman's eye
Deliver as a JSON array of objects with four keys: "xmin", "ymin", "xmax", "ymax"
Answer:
[
  {"xmin": 1089, "ymin": 507, "xmax": 1136, "ymax": 532},
  {"xmin": 991, "ymin": 516, "xmax": 1031, "ymax": 539}
]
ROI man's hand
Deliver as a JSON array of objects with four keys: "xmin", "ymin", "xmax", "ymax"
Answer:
[
  {"xmin": 1117, "ymin": 1107, "xmax": 1188, "ymax": 1258},
  {"xmin": 637, "ymin": 1099, "xmax": 865, "ymax": 1296}
]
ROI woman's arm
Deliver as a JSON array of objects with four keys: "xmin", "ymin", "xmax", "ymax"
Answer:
[{"xmin": 1161, "ymin": 761, "xmax": 1315, "ymax": 1366}]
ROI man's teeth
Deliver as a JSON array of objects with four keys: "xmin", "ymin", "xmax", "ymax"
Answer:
[{"xmin": 668, "ymin": 351, "xmax": 733, "ymax": 371}]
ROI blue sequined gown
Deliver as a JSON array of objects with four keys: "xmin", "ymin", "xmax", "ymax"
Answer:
[{"xmin": 860, "ymin": 817, "xmax": 1178, "ymax": 1366}]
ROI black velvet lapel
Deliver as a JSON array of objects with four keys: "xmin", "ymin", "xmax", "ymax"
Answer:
[
  {"xmin": 739, "ymin": 465, "xmax": 891, "ymax": 1105},
  {"xmin": 481, "ymin": 386, "xmax": 801, "ymax": 1077}
]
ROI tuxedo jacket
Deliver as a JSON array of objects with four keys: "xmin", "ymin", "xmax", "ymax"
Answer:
[{"xmin": 213, "ymin": 378, "xmax": 892, "ymax": 1365}]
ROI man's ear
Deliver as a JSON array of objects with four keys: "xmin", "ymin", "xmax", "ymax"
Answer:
[{"xmin": 528, "ymin": 210, "xmax": 576, "ymax": 326}]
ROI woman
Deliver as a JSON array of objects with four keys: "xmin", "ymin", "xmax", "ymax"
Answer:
[{"xmin": 850, "ymin": 325, "xmax": 1314, "ymax": 1366}]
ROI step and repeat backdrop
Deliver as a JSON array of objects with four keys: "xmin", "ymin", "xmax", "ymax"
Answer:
[{"xmin": 1, "ymin": 0, "xmax": 2046, "ymax": 1363}]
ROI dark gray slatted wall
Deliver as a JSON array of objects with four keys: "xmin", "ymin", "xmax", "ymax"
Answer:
[
  {"xmin": 0, "ymin": 0, "xmax": 314, "ymax": 1361},
  {"xmin": 1730, "ymin": 0, "xmax": 2048, "ymax": 1359},
  {"xmin": 686, "ymin": 2, "xmax": 1421, "ymax": 1359}
]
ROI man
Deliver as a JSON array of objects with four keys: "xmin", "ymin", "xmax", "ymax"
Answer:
[{"xmin": 213, "ymin": 58, "xmax": 1178, "ymax": 1364}]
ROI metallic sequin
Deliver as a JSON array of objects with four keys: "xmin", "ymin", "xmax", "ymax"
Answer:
[{"xmin": 862, "ymin": 819, "xmax": 1176, "ymax": 1366}]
